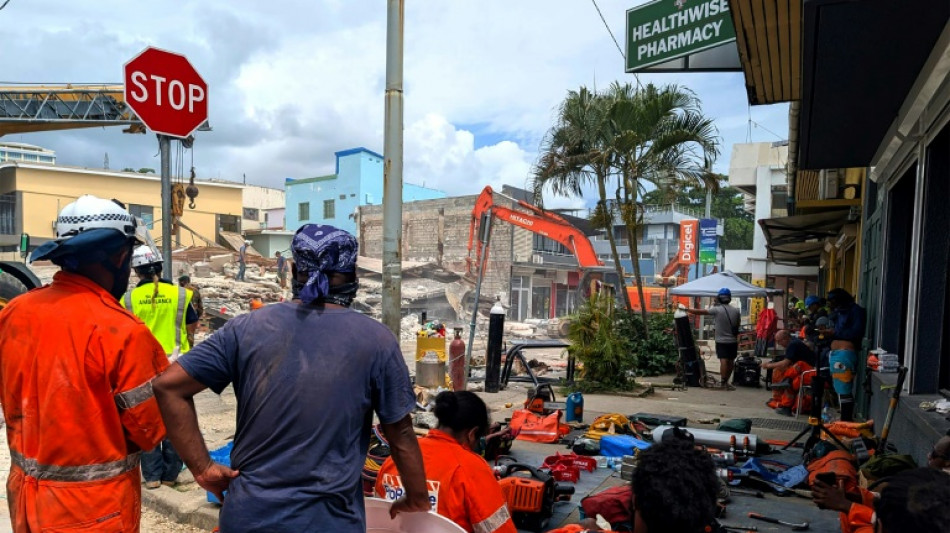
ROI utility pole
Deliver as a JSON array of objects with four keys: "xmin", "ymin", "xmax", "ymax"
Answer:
[
  {"xmin": 381, "ymin": 0, "xmax": 405, "ymax": 337},
  {"xmin": 159, "ymin": 134, "xmax": 173, "ymax": 271},
  {"xmin": 704, "ymin": 187, "xmax": 712, "ymax": 276}
]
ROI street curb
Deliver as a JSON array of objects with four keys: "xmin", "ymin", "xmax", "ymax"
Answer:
[{"xmin": 141, "ymin": 484, "xmax": 219, "ymax": 531}]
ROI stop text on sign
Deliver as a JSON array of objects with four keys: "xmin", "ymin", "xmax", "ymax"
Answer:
[{"xmin": 128, "ymin": 73, "xmax": 205, "ymax": 113}]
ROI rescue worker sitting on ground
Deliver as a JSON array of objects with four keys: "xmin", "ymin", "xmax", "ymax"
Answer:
[
  {"xmin": 763, "ymin": 330, "xmax": 817, "ymax": 416},
  {"xmin": 814, "ymin": 466, "xmax": 950, "ymax": 533},
  {"xmin": 122, "ymin": 246, "xmax": 199, "ymax": 489},
  {"xmin": 813, "ymin": 431, "xmax": 950, "ymax": 533},
  {"xmin": 547, "ymin": 436, "xmax": 722, "ymax": 533},
  {"xmin": 0, "ymin": 195, "xmax": 168, "ymax": 532},
  {"xmin": 375, "ymin": 391, "xmax": 517, "ymax": 533}
]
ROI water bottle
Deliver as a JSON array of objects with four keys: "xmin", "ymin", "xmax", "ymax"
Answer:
[
  {"xmin": 821, "ymin": 403, "xmax": 832, "ymax": 424},
  {"xmin": 566, "ymin": 392, "xmax": 584, "ymax": 423}
]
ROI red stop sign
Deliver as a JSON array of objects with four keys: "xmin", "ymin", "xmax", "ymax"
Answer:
[{"xmin": 124, "ymin": 47, "xmax": 208, "ymax": 138}]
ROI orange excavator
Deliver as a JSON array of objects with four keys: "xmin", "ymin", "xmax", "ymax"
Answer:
[{"xmin": 460, "ymin": 186, "xmax": 687, "ymax": 320}]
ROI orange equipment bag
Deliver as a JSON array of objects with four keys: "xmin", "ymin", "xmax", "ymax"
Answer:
[
  {"xmin": 807, "ymin": 450, "xmax": 859, "ymax": 493},
  {"xmin": 510, "ymin": 409, "xmax": 570, "ymax": 444}
]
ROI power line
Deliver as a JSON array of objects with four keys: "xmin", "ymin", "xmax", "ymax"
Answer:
[
  {"xmin": 590, "ymin": 0, "xmax": 643, "ymax": 90},
  {"xmin": 591, "ymin": 0, "xmax": 624, "ymax": 60},
  {"xmin": 0, "ymin": 1, "xmax": 13, "ymax": 12},
  {"xmin": 751, "ymin": 120, "xmax": 786, "ymax": 141}
]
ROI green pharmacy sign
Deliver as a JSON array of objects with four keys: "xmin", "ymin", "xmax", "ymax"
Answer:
[{"xmin": 626, "ymin": 0, "xmax": 737, "ymax": 72}]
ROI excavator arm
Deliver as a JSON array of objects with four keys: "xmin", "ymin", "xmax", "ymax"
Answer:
[{"xmin": 465, "ymin": 186, "xmax": 602, "ymax": 277}]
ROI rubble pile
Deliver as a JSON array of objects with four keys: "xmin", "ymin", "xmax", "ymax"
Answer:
[{"xmin": 30, "ymin": 248, "xmax": 564, "ymax": 343}]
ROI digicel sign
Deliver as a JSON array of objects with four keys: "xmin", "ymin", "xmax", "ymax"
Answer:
[
  {"xmin": 679, "ymin": 219, "xmax": 698, "ymax": 264},
  {"xmin": 124, "ymin": 47, "xmax": 208, "ymax": 138}
]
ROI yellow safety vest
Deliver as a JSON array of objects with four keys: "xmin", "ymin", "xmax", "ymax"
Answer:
[{"xmin": 121, "ymin": 282, "xmax": 193, "ymax": 356}]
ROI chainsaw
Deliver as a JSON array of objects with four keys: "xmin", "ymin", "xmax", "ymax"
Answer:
[{"xmin": 496, "ymin": 463, "xmax": 574, "ymax": 532}]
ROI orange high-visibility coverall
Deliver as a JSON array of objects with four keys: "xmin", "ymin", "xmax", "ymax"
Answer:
[
  {"xmin": 768, "ymin": 360, "xmax": 815, "ymax": 410},
  {"xmin": 0, "ymin": 272, "xmax": 168, "ymax": 532},
  {"xmin": 375, "ymin": 429, "xmax": 517, "ymax": 533}
]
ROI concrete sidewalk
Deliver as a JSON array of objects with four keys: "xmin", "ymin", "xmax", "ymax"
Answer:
[{"xmin": 142, "ymin": 375, "xmax": 808, "ymax": 531}]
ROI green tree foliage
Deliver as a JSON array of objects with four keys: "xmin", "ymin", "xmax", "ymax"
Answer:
[
  {"xmin": 535, "ymin": 83, "xmax": 720, "ymax": 332},
  {"xmin": 567, "ymin": 291, "xmax": 636, "ymax": 392},
  {"xmin": 567, "ymin": 294, "xmax": 680, "ymax": 391},
  {"xmin": 642, "ymin": 177, "xmax": 753, "ymax": 250},
  {"xmin": 616, "ymin": 310, "xmax": 679, "ymax": 377}
]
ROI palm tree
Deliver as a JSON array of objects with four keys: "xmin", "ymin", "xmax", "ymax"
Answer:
[
  {"xmin": 532, "ymin": 87, "xmax": 631, "ymax": 309},
  {"xmin": 604, "ymin": 82, "xmax": 720, "ymax": 329}
]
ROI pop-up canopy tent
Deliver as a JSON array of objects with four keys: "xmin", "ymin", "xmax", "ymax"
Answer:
[{"xmin": 669, "ymin": 270, "xmax": 783, "ymax": 298}]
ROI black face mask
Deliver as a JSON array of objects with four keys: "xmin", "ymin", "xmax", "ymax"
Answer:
[
  {"xmin": 317, "ymin": 280, "xmax": 360, "ymax": 308},
  {"xmin": 104, "ymin": 242, "xmax": 135, "ymax": 300}
]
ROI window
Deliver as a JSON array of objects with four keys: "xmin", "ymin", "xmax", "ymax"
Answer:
[
  {"xmin": 0, "ymin": 193, "xmax": 15, "ymax": 235},
  {"xmin": 264, "ymin": 212, "xmax": 269, "ymax": 228},
  {"xmin": 339, "ymin": 194, "xmax": 346, "ymax": 200},
  {"xmin": 298, "ymin": 202, "xmax": 310, "ymax": 221},
  {"xmin": 128, "ymin": 204, "xmax": 154, "ymax": 230},
  {"xmin": 243, "ymin": 207, "xmax": 260, "ymax": 221},
  {"xmin": 217, "ymin": 214, "xmax": 240, "ymax": 234},
  {"xmin": 323, "ymin": 199, "xmax": 335, "ymax": 219}
]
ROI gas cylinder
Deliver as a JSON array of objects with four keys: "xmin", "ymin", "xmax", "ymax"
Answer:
[
  {"xmin": 449, "ymin": 327, "xmax": 467, "ymax": 391},
  {"xmin": 565, "ymin": 392, "xmax": 584, "ymax": 423}
]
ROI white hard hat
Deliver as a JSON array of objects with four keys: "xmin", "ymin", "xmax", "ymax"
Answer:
[
  {"xmin": 131, "ymin": 245, "xmax": 162, "ymax": 269},
  {"xmin": 54, "ymin": 195, "xmax": 139, "ymax": 241}
]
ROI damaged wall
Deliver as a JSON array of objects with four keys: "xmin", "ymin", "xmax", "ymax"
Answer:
[{"xmin": 358, "ymin": 195, "xmax": 522, "ymax": 303}]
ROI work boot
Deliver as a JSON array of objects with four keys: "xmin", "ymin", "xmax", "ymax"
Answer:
[
  {"xmin": 775, "ymin": 407, "xmax": 793, "ymax": 417},
  {"xmin": 145, "ymin": 481, "xmax": 161, "ymax": 489}
]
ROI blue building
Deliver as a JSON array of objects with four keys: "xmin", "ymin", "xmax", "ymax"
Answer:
[{"xmin": 284, "ymin": 147, "xmax": 446, "ymax": 235}]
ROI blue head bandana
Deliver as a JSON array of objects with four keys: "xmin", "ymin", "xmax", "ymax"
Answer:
[{"xmin": 291, "ymin": 224, "xmax": 359, "ymax": 305}]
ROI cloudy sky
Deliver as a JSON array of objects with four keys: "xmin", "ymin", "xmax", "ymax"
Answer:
[{"xmin": 2, "ymin": 0, "xmax": 788, "ymax": 209}]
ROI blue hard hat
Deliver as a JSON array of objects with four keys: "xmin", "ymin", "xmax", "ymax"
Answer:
[
  {"xmin": 805, "ymin": 295, "xmax": 820, "ymax": 307},
  {"xmin": 718, "ymin": 288, "xmax": 731, "ymax": 297}
]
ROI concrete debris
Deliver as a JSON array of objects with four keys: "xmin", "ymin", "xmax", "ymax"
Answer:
[{"xmin": 30, "ymin": 246, "xmax": 567, "ymax": 345}]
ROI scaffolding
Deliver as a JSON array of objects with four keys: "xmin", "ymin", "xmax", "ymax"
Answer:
[{"xmin": 0, "ymin": 84, "xmax": 143, "ymax": 136}]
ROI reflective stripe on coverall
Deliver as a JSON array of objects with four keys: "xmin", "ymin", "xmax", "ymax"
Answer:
[
  {"xmin": 0, "ymin": 271, "xmax": 168, "ymax": 532},
  {"xmin": 122, "ymin": 283, "xmax": 192, "ymax": 355},
  {"xmin": 375, "ymin": 429, "xmax": 517, "ymax": 533}
]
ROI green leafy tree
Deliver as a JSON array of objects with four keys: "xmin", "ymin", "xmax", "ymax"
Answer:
[
  {"xmin": 567, "ymin": 291, "xmax": 636, "ymax": 391},
  {"xmin": 603, "ymin": 82, "xmax": 720, "ymax": 330},
  {"xmin": 532, "ymin": 87, "xmax": 631, "ymax": 309},
  {"xmin": 642, "ymin": 178, "xmax": 753, "ymax": 250}
]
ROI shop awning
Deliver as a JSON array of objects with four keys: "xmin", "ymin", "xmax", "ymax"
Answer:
[
  {"xmin": 729, "ymin": 0, "xmax": 802, "ymax": 105},
  {"xmin": 798, "ymin": 0, "xmax": 949, "ymax": 170},
  {"xmin": 759, "ymin": 210, "xmax": 851, "ymax": 266}
]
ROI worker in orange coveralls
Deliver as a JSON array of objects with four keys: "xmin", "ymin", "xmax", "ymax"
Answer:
[
  {"xmin": 762, "ymin": 330, "xmax": 816, "ymax": 416},
  {"xmin": 0, "ymin": 195, "xmax": 168, "ymax": 532},
  {"xmin": 814, "ymin": 467, "xmax": 950, "ymax": 533},
  {"xmin": 813, "ymin": 433, "xmax": 950, "ymax": 533},
  {"xmin": 376, "ymin": 391, "xmax": 517, "ymax": 533}
]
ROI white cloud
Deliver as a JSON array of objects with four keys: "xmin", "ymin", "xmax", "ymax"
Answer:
[
  {"xmin": 403, "ymin": 114, "xmax": 533, "ymax": 194},
  {"xmin": 1, "ymin": 0, "xmax": 790, "ymax": 199}
]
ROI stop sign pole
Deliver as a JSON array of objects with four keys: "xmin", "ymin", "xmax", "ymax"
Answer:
[{"xmin": 124, "ymin": 47, "xmax": 208, "ymax": 273}]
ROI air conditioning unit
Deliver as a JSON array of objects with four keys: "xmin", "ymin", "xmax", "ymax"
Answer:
[{"xmin": 818, "ymin": 169, "xmax": 840, "ymax": 200}]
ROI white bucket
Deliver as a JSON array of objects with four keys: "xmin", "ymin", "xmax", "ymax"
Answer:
[{"xmin": 365, "ymin": 497, "xmax": 466, "ymax": 533}]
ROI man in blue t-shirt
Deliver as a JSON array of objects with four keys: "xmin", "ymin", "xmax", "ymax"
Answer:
[{"xmin": 154, "ymin": 224, "xmax": 429, "ymax": 532}]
